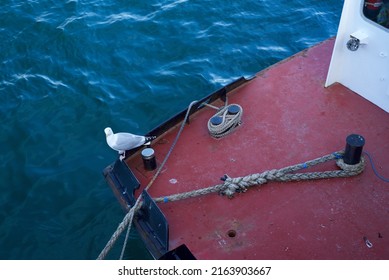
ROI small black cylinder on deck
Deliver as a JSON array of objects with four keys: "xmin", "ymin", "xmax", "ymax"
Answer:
[
  {"xmin": 343, "ymin": 134, "xmax": 365, "ymax": 165},
  {"xmin": 141, "ymin": 148, "xmax": 157, "ymax": 171}
]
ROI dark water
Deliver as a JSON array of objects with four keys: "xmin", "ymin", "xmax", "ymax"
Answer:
[{"xmin": 0, "ymin": 0, "xmax": 343, "ymax": 259}]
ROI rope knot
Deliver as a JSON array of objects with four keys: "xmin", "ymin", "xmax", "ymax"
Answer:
[
  {"xmin": 219, "ymin": 173, "xmax": 269, "ymax": 198},
  {"xmin": 219, "ymin": 175, "xmax": 244, "ymax": 198}
]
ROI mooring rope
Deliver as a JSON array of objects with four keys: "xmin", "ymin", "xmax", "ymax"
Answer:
[
  {"xmin": 154, "ymin": 151, "xmax": 365, "ymax": 203},
  {"xmin": 97, "ymin": 100, "xmax": 199, "ymax": 260}
]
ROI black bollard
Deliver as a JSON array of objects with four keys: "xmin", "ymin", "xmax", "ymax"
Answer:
[
  {"xmin": 343, "ymin": 134, "xmax": 365, "ymax": 165},
  {"xmin": 141, "ymin": 148, "xmax": 157, "ymax": 171}
]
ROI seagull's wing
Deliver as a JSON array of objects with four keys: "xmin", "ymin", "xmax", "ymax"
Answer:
[{"xmin": 109, "ymin": 132, "xmax": 146, "ymax": 151}]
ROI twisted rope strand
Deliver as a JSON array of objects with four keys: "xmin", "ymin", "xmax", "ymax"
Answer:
[{"xmin": 154, "ymin": 150, "xmax": 365, "ymax": 202}]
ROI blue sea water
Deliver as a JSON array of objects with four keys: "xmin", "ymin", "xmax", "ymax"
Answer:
[{"xmin": 0, "ymin": 0, "xmax": 343, "ymax": 259}]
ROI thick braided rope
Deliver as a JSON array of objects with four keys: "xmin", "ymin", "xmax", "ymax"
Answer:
[
  {"xmin": 96, "ymin": 201, "xmax": 142, "ymax": 260},
  {"xmin": 154, "ymin": 151, "xmax": 365, "ymax": 202}
]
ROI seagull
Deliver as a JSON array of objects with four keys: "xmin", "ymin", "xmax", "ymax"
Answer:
[{"xmin": 104, "ymin": 127, "xmax": 156, "ymax": 160}]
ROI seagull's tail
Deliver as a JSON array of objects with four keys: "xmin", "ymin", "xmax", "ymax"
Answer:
[{"xmin": 144, "ymin": 136, "xmax": 156, "ymax": 143}]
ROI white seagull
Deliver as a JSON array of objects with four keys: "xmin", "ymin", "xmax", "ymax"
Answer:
[{"xmin": 104, "ymin": 127, "xmax": 156, "ymax": 160}]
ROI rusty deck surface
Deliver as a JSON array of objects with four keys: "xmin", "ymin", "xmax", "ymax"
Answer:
[{"xmin": 124, "ymin": 38, "xmax": 389, "ymax": 259}]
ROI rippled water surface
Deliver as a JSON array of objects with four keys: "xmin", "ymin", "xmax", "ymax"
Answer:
[{"xmin": 0, "ymin": 0, "xmax": 343, "ymax": 259}]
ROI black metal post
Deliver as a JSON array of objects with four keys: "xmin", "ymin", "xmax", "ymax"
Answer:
[
  {"xmin": 141, "ymin": 148, "xmax": 157, "ymax": 171},
  {"xmin": 343, "ymin": 134, "xmax": 365, "ymax": 165}
]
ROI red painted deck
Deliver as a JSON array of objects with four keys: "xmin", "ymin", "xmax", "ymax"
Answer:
[{"xmin": 125, "ymin": 38, "xmax": 389, "ymax": 259}]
